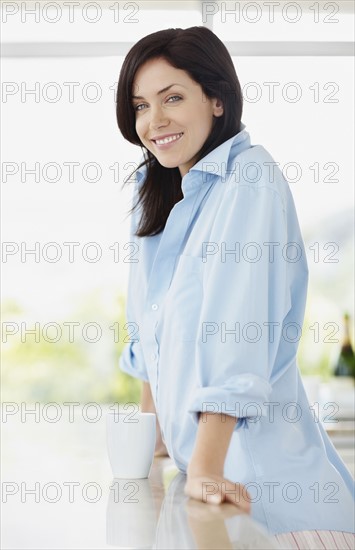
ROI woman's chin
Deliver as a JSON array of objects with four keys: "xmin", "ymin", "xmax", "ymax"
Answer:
[{"xmin": 155, "ymin": 157, "xmax": 180, "ymax": 170}]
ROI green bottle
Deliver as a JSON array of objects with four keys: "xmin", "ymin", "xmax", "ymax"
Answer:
[{"xmin": 334, "ymin": 313, "xmax": 355, "ymax": 379}]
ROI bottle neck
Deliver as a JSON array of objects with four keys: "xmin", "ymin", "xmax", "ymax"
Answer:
[{"xmin": 342, "ymin": 315, "xmax": 352, "ymax": 347}]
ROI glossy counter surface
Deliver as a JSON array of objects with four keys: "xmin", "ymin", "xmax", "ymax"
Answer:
[{"xmin": 2, "ymin": 404, "xmax": 353, "ymax": 549}]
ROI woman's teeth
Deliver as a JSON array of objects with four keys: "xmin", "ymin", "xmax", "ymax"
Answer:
[{"xmin": 155, "ymin": 133, "xmax": 183, "ymax": 145}]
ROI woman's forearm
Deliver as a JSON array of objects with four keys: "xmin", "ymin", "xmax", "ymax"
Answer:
[
  {"xmin": 187, "ymin": 413, "xmax": 237, "ymax": 477},
  {"xmin": 140, "ymin": 381, "xmax": 168, "ymax": 456},
  {"xmin": 140, "ymin": 380, "xmax": 156, "ymax": 413},
  {"xmin": 185, "ymin": 413, "xmax": 250, "ymax": 511}
]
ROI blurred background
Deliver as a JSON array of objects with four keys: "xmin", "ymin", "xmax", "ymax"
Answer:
[{"xmin": 1, "ymin": 1, "xmax": 354, "ymax": 415}]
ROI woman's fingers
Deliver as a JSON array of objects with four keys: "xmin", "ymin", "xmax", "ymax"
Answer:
[
  {"xmin": 184, "ymin": 475, "xmax": 251, "ymax": 514},
  {"xmin": 206, "ymin": 478, "xmax": 251, "ymax": 513}
]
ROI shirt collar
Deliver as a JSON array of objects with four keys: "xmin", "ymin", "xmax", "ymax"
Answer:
[
  {"xmin": 135, "ymin": 122, "xmax": 250, "ymax": 185},
  {"xmin": 187, "ymin": 122, "xmax": 250, "ymax": 179}
]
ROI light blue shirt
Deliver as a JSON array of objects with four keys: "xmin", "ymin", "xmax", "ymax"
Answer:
[{"xmin": 119, "ymin": 124, "xmax": 354, "ymax": 534}]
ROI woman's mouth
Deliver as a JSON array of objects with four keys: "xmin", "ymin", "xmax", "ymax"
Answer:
[{"xmin": 151, "ymin": 132, "xmax": 184, "ymax": 149}]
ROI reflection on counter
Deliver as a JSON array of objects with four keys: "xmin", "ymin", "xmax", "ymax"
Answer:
[
  {"xmin": 106, "ymin": 463, "xmax": 278, "ymax": 550},
  {"xmin": 2, "ymin": 406, "xmax": 353, "ymax": 549},
  {"xmin": 107, "ymin": 479, "xmax": 158, "ymax": 548}
]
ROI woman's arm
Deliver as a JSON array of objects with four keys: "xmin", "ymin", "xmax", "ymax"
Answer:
[
  {"xmin": 187, "ymin": 412, "xmax": 236, "ymax": 477},
  {"xmin": 140, "ymin": 381, "xmax": 169, "ymax": 457},
  {"xmin": 185, "ymin": 413, "xmax": 251, "ymax": 512},
  {"xmin": 185, "ymin": 184, "xmax": 293, "ymax": 511}
]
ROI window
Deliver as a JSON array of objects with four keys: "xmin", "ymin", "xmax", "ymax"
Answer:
[{"xmin": 2, "ymin": 1, "xmax": 354, "ymax": 400}]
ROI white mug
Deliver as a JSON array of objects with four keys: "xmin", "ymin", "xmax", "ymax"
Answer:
[{"xmin": 106, "ymin": 411, "xmax": 156, "ymax": 479}]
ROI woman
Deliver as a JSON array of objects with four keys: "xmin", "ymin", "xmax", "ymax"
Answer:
[{"xmin": 116, "ymin": 26, "xmax": 354, "ymax": 535}]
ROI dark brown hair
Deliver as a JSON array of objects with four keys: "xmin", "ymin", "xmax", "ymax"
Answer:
[{"xmin": 116, "ymin": 26, "xmax": 243, "ymax": 237}]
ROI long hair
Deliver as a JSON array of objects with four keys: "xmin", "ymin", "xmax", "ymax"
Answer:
[{"xmin": 116, "ymin": 26, "xmax": 243, "ymax": 237}]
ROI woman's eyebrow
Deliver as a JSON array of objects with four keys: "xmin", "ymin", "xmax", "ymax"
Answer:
[{"xmin": 132, "ymin": 83, "xmax": 186, "ymax": 100}]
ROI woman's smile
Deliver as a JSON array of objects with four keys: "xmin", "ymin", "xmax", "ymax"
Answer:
[{"xmin": 151, "ymin": 132, "xmax": 184, "ymax": 149}]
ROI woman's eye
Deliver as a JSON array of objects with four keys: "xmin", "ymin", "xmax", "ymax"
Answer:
[
  {"xmin": 167, "ymin": 95, "xmax": 182, "ymax": 103},
  {"xmin": 134, "ymin": 103, "xmax": 146, "ymax": 112},
  {"xmin": 133, "ymin": 96, "xmax": 181, "ymax": 112}
]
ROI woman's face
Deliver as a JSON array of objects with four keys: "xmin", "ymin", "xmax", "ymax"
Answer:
[{"xmin": 132, "ymin": 57, "xmax": 223, "ymax": 178}]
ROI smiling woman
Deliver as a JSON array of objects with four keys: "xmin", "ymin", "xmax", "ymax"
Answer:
[
  {"xmin": 116, "ymin": 26, "xmax": 242, "ymax": 236},
  {"xmin": 115, "ymin": 26, "xmax": 354, "ymax": 536},
  {"xmin": 132, "ymin": 58, "xmax": 223, "ymax": 177}
]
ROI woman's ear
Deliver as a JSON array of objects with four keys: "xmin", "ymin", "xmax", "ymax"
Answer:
[{"xmin": 212, "ymin": 98, "xmax": 224, "ymax": 117}]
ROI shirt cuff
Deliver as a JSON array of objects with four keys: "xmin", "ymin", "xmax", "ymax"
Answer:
[
  {"xmin": 188, "ymin": 373, "xmax": 272, "ymax": 431},
  {"xmin": 119, "ymin": 342, "xmax": 149, "ymax": 382}
]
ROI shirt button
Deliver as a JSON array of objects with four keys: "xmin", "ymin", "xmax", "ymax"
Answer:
[
  {"xmin": 151, "ymin": 352, "xmax": 157, "ymax": 361},
  {"xmin": 151, "ymin": 303, "xmax": 158, "ymax": 311}
]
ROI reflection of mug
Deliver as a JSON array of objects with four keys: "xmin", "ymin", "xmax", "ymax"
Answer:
[
  {"xmin": 106, "ymin": 411, "xmax": 156, "ymax": 479},
  {"xmin": 106, "ymin": 478, "xmax": 157, "ymax": 548}
]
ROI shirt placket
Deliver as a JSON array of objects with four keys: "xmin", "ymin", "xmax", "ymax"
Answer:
[{"xmin": 141, "ymin": 174, "xmax": 216, "ymax": 409}]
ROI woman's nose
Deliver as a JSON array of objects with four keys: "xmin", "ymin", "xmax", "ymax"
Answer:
[{"xmin": 149, "ymin": 105, "xmax": 169, "ymax": 129}]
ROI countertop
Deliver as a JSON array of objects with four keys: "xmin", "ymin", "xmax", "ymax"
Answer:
[{"xmin": 1, "ymin": 404, "xmax": 353, "ymax": 549}]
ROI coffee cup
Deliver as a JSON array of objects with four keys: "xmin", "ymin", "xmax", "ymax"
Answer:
[{"xmin": 106, "ymin": 411, "xmax": 156, "ymax": 479}]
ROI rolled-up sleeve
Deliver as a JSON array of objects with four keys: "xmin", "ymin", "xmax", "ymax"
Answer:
[
  {"xmin": 188, "ymin": 178, "xmax": 292, "ymax": 429},
  {"xmin": 119, "ymin": 340, "xmax": 149, "ymax": 382}
]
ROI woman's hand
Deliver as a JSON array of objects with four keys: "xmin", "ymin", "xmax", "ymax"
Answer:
[
  {"xmin": 154, "ymin": 440, "xmax": 169, "ymax": 457},
  {"xmin": 140, "ymin": 381, "xmax": 169, "ymax": 457},
  {"xmin": 184, "ymin": 472, "xmax": 251, "ymax": 513},
  {"xmin": 184, "ymin": 413, "xmax": 250, "ymax": 511},
  {"xmin": 154, "ymin": 418, "xmax": 169, "ymax": 457}
]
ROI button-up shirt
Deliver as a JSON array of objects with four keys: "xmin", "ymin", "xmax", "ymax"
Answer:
[{"xmin": 119, "ymin": 124, "xmax": 354, "ymax": 534}]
